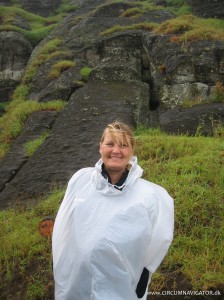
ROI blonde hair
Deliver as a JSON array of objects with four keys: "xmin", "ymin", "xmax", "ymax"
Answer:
[{"xmin": 100, "ymin": 121, "xmax": 135, "ymax": 149}]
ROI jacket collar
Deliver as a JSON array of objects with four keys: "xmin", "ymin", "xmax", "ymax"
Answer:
[
  {"xmin": 92, "ymin": 157, "xmax": 143, "ymax": 195},
  {"xmin": 101, "ymin": 163, "xmax": 129, "ymax": 190}
]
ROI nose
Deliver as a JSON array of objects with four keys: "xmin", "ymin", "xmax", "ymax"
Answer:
[{"xmin": 112, "ymin": 143, "xmax": 120, "ymax": 153}]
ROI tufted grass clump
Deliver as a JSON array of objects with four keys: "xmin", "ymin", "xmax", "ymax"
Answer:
[
  {"xmin": 120, "ymin": 7, "xmax": 144, "ymax": 18},
  {"xmin": 80, "ymin": 66, "xmax": 92, "ymax": 82},
  {"xmin": 156, "ymin": 15, "xmax": 224, "ymax": 42},
  {"xmin": 100, "ymin": 22, "xmax": 158, "ymax": 35},
  {"xmin": 22, "ymin": 38, "xmax": 63, "ymax": 85},
  {"xmin": 48, "ymin": 60, "xmax": 76, "ymax": 80},
  {"xmin": 24, "ymin": 131, "xmax": 50, "ymax": 157},
  {"xmin": 136, "ymin": 1, "xmax": 165, "ymax": 12}
]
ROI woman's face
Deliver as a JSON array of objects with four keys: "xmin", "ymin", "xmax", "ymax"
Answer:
[{"xmin": 99, "ymin": 130, "xmax": 133, "ymax": 173}]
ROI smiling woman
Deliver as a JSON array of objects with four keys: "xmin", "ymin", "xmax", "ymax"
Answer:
[
  {"xmin": 99, "ymin": 122, "xmax": 134, "ymax": 184},
  {"xmin": 52, "ymin": 120, "xmax": 174, "ymax": 300}
]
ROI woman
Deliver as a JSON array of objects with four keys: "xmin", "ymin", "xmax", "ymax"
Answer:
[{"xmin": 52, "ymin": 121, "xmax": 174, "ymax": 300}]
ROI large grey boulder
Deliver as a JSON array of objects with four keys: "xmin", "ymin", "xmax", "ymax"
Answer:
[
  {"xmin": 188, "ymin": 0, "xmax": 224, "ymax": 19},
  {"xmin": 142, "ymin": 33, "xmax": 224, "ymax": 109},
  {"xmin": 0, "ymin": 80, "xmax": 149, "ymax": 208},
  {"xmin": 160, "ymin": 103, "xmax": 224, "ymax": 135},
  {"xmin": 0, "ymin": 31, "xmax": 32, "ymax": 101},
  {"xmin": 20, "ymin": 0, "xmax": 62, "ymax": 17}
]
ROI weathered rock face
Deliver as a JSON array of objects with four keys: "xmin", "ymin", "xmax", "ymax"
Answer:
[
  {"xmin": 0, "ymin": 31, "xmax": 32, "ymax": 101},
  {"xmin": 0, "ymin": 0, "xmax": 224, "ymax": 207},
  {"xmin": 188, "ymin": 0, "xmax": 224, "ymax": 19},
  {"xmin": 0, "ymin": 0, "xmax": 11, "ymax": 6},
  {"xmin": 0, "ymin": 80, "xmax": 149, "ymax": 208},
  {"xmin": 0, "ymin": 111, "xmax": 57, "ymax": 194},
  {"xmin": 160, "ymin": 103, "xmax": 224, "ymax": 135},
  {"xmin": 142, "ymin": 33, "xmax": 224, "ymax": 109},
  {"xmin": 20, "ymin": 0, "xmax": 62, "ymax": 17},
  {"xmin": 0, "ymin": 0, "xmax": 62, "ymax": 16}
]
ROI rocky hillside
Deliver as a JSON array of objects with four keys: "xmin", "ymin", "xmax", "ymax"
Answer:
[{"xmin": 0, "ymin": 0, "xmax": 224, "ymax": 208}]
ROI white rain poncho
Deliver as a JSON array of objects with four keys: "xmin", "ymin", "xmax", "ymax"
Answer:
[{"xmin": 52, "ymin": 157, "xmax": 174, "ymax": 300}]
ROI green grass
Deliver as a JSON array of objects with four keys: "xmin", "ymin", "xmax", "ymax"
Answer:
[
  {"xmin": 48, "ymin": 60, "xmax": 76, "ymax": 80},
  {"xmin": 0, "ymin": 1, "xmax": 78, "ymax": 46},
  {"xmin": 55, "ymin": 2, "xmax": 78, "ymax": 14},
  {"xmin": 0, "ymin": 188, "xmax": 65, "ymax": 299},
  {"xmin": 120, "ymin": 7, "xmax": 145, "ymax": 18},
  {"xmin": 0, "ymin": 5, "xmax": 65, "ymax": 46},
  {"xmin": 119, "ymin": 2, "xmax": 164, "ymax": 18},
  {"xmin": 165, "ymin": 0, "xmax": 192, "ymax": 16},
  {"xmin": 0, "ymin": 102, "xmax": 9, "ymax": 111},
  {"xmin": 156, "ymin": 15, "xmax": 224, "ymax": 42},
  {"xmin": 22, "ymin": 38, "xmax": 64, "ymax": 85},
  {"xmin": 0, "ymin": 129, "xmax": 223, "ymax": 298},
  {"xmin": 24, "ymin": 131, "xmax": 50, "ymax": 157},
  {"xmin": 0, "ymin": 99, "xmax": 66, "ymax": 158},
  {"xmin": 0, "ymin": 37, "xmax": 69, "ymax": 159},
  {"xmin": 134, "ymin": 128, "xmax": 224, "ymax": 291},
  {"xmin": 100, "ymin": 22, "xmax": 158, "ymax": 36},
  {"xmin": 80, "ymin": 66, "xmax": 92, "ymax": 82},
  {"xmin": 101, "ymin": 5, "xmax": 224, "ymax": 42}
]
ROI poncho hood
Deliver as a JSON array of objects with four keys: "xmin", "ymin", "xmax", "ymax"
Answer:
[{"xmin": 92, "ymin": 156, "xmax": 143, "ymax": 195}]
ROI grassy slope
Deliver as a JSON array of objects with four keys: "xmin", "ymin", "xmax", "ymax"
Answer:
[{"xmin": 0, "ymin": 129, "xmax": 223, "ymax": 298}]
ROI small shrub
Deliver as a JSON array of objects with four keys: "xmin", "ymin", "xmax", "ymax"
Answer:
[
  {"xmin": 48, "ymin": 60, "xmax": 76, "ymax": 80},
  {"xmin": 80, "ymin": 66, "xmax": 92, "ymax": 82}
]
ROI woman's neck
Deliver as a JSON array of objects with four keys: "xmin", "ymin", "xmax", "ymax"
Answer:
[{"xmin": 107, "ymin": 170, "xmax": 124, "ymax": 185}]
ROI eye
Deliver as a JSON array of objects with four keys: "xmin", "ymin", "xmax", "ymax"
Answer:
[
  {"xmin": 121, "ymin": 144, "xmax": 128, "ymax": 148},
  {"xmin": 106, "ymin": 142, "xmax": 113, "ymax": 146}
]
